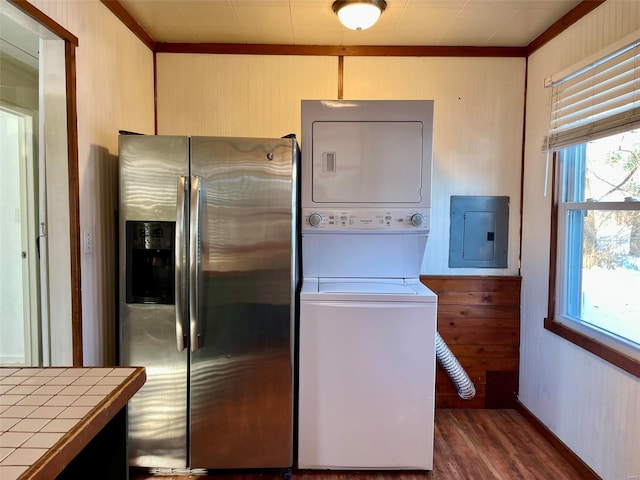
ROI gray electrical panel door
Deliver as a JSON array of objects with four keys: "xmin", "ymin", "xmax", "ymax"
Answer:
[{"xmin": 449, "ymin": 196, "xmax": 509, "ymax": 268}]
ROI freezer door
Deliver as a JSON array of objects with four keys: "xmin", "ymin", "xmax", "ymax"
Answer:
[
  {"xmin": 119, "ymin": 135, "xmax": 189, "ymax": 468},
  {"xmin": 189, "ymin": 136, "xmax": 296, "ymax": 469}
]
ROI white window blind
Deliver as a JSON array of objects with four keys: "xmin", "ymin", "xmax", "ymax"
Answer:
[{"xmin": 543, "ymin": 37, "xmax": 640, "ymax": 151}]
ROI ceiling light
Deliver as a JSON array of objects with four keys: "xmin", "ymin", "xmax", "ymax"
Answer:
[{"xmin": 332, "ymin": 0, "xmax": 387, "ymax": 31}]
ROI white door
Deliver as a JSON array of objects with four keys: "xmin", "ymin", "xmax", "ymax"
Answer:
[
  {"xmin": 298, "ymin": 299, "xmax": 436, "ymax": 470},
  {"xmin": 0, "ymin": 107, "xmax": 40, "ymax": 365}
]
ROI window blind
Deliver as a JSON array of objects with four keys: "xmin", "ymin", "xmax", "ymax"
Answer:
[{"xmin": 543, "ymin": 38, "xmax": 640, "ymax": 151}]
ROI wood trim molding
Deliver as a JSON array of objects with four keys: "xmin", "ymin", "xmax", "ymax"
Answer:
[
  {"xmin": 337, "ymin": 56, "xmax": 344, "ymax": 99},
  {"xmin": 518, "ymin": 58, "xmax": 528, "ymax": 272},
  {"xmin": 515, "ymin": 400, "xmax": 601, "ymax": 480},
  {"xmin": 547, "ymin": 152, "xmax": 559, "ymax": 323},
  {"xmin": 525, "ymin": 0, "xmax": 606, "ymax": 56},
  {"xmin": 153, "ymin": 52, "xmax": 158, "ymax": 135},
  {"xmin": 544, "ymin": 318, "xmax": 640, "ymax": 378},
  {"xmin": 8, "ymin": 0, "xmax": 78, "ymax": 46},
  {"xmin": 100, "ymin": 0, "xmax": 155, "ymax": 51},
  {"xmin": 421, "ymin": 275, "xmax": 521, "ymax": 409},
  {"xmin": 65, "ymin": 42, "xmax": 83, "ymax": 366},
  {"xmin": 155, "ymin": 43, "xmax": 527, "ymax": 57}
]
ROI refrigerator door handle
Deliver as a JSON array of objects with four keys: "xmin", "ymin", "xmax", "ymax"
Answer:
[
  {"xmin": 175, "ymin": 176, "xmax": 188, "ymax": 352},
  {"xmin": 189, "ymin": 175, "xmax": 201, "ymax": 352}
]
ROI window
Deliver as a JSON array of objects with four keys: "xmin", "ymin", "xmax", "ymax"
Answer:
[
  {"xmin": 553, "ymin": 132, "xmax": 640, "ymax": 358},
  {"xmin": 545, "ymin": 33, "xmax": 640, "ymax": 376}
]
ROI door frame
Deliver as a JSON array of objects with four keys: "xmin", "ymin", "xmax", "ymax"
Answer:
[{"xmin": 9, "ymin": 0, "xmax": 82, "ymax": 365}]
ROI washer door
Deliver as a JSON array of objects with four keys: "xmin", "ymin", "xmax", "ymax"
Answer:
[{"xmin": 298, "ymin": 300, "xmax": 436, "ymax": 470}]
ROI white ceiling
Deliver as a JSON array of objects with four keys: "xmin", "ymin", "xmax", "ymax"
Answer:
[{"xmin": 117, "ymin": 0, "xmax": 583, "ymax": 47}]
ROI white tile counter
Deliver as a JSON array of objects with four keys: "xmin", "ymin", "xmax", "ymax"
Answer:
[{"xmin": 0, "ymin": 367, "xmax": 145, "ymax": 480}]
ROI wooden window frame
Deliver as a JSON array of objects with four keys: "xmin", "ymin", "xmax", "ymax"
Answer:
[{"xmin": 545, "ymin": 151, "xmax": 640, "ymax": 378}]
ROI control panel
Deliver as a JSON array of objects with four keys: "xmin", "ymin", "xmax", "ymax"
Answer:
[
  {"xmin": 129, "ymin": 222, "xmax": 173, "ymax": 250},
  {"xmin": 302, "ymin": 208, "xmax": 430, "ymax": 231}
]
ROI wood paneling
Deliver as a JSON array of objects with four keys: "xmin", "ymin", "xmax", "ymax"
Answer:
[
  {"xmin": 155, "ymin": 43, "xmax": 526, "ymax": 57},
  {"xmin": 421, "ymin": 275, "xmax": 521, "ymax": 409},
  {"xmin": 131, "ymin": 409, "xmax": 584, "ymax": 480}
]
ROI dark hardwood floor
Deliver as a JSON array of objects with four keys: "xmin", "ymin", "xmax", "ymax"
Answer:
[{"xmin": 131, "ymin": 409, "xmax": 585, "ymax": 480}]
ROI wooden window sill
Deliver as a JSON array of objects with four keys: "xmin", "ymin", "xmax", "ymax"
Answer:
[{"xmin": 544, "ymin": 317, "xmax": 640, "ymax": 378}]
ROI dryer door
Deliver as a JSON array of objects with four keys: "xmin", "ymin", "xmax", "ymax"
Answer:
[{"xmin": 311, "ymin": 121, "xmax": 423, "ymax": 204}]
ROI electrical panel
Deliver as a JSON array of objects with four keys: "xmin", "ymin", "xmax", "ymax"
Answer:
[{"xmin": 449, "ymin": 196, "xmax": 509, "ymax": 268}]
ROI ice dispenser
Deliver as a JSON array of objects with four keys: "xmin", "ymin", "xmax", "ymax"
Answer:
[{"xmin": 125, "ymin": 220, "xmax": 175, "ymax": 304}]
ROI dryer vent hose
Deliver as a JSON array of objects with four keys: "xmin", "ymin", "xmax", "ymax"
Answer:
[{"xmin": 435, "ymin": 332, "xmax": 476, "ymax": 400}]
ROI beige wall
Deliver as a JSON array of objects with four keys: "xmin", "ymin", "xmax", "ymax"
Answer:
[
  {"xmin": 521, "ymin": 2, "xmax": 640, "ymax": 479},
  {"xmin": 156, "ymin": 54, "xmax": 339, "ymax": 137},
  {"xmin": 157, "ymin": 54, "xmax": 525, "ymax": 276},
  {"xmin": 28, "ymin": 0, "xmax": 155, "ymax": 366},
  {"xmin": 344, "ymin": 57, "xmax": 524, "ymax": 275}
]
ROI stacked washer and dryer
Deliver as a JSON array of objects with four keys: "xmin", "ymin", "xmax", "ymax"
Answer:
[{"xmin": 297, "ymin": 100, "xmax": 438, "ymax": 471}]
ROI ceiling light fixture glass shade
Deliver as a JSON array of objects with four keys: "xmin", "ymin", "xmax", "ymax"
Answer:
[{"xmin": 332, "ymin": 0, "xmax": 387, "ymax": 31}]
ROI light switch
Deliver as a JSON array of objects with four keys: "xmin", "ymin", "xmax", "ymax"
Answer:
[{"xmin": 83, "ymin": 229, "xmax": 93, "ymax": 255}]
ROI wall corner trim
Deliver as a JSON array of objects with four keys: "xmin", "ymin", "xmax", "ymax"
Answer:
[{"xmin": 100, "ymin": 0, "xmax": 155, "ymax": 51}]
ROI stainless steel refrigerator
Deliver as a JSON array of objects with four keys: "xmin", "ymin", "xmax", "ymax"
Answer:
[{"xmin": 118, "ymin": 134, "xmax": 298, "ymax": 473}]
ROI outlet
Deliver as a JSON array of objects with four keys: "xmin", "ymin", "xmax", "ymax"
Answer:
[{"xmin": 83, "ymin": 228, "xmax": 93, "ymax": 255}]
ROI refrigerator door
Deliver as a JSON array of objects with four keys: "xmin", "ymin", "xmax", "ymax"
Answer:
[
  {"xmin": 189, "ymin": 136, "xmax": 297, "ymax": 469},
  {"xmin": 119, "ymin": 135, "xmax": 189, "ymax": 468}
]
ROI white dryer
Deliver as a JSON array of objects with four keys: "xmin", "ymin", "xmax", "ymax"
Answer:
[{"xmin": 297, "ymin": 100, "xmax": 437, "ymax": 471}]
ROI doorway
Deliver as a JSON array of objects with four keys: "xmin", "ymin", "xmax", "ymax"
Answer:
[
  {"xmin": 1, "ymin": 0, "xmax": 78, "ymax": 366},
  {"xmin": 0, "ymin": 106, "xmax": 40, "ymax": 365}
]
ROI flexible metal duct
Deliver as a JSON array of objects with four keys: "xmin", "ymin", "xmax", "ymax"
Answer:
[{"xmin": 435, "ymin": 331, "xmax": 476, "ymax": 400}]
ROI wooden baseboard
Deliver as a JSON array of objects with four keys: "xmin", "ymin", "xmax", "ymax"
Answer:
[{"xmin": 515, "ymin": 399, "xmax": 601, "ymax": 480}]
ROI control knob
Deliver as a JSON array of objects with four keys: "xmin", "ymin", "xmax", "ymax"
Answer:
[
  {"xmin": 410, "ymin": 213, "xmax": 425, "ymax": 227},
  {"xmin": 308, "ymin": 213, "xmax": 323, "ymax": 227}
]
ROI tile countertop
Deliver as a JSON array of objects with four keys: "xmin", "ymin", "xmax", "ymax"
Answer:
[{"xmin": 0, "ymin": 366, "xmax": 145, "ymax": 480}]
